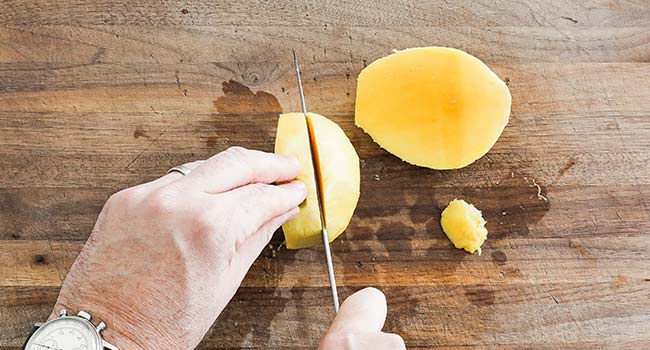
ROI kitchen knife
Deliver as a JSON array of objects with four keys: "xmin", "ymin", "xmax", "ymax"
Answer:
[{"xmin": 292, "ymin": 49, "xmax": 340, "ymax": 313}]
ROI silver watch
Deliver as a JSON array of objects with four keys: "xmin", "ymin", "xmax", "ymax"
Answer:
[{"xmin": 22, "ymin": 309, "xmax": 118, "ymax": 350}]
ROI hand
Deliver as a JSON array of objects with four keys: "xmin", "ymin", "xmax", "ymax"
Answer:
[
  {"xmin": 50, "ymin": 147, "xmax": 307, "ymax": 349},
  {"xmin": 320, "ymin": 288, "xmax": 406, "ymax": 350}
]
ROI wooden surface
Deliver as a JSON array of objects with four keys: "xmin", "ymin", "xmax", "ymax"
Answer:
[{"xmin": 1, "ymin": 1, "xmax": 650, "ymax": 349}]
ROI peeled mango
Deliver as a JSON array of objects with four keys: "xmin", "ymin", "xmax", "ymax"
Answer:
[
  {"xmin": 355, "ymin": 47, "xmax": 511, "ymax": 170},
  {"xmin": 274, "ymin": 112, "xmax": 360, "ymax": 249},
  {"xmin": 440, "ymin": 199, "xmax": 488, "ymax": 254}
]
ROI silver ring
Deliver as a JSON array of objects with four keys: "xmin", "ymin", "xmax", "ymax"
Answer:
[{"xmin": 168, "ymin": 164, "xmax": 193, "ymax": 176}]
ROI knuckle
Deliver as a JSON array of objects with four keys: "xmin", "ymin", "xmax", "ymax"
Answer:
[
  {"xmin": 225, "ymin": 145, "xmax": 248, "ymax": 155},
  {"xmin": 191, "ymin": 210, "xmax": 217, "ymax": 237},
  {"xmin": 216, "ymin": 146, "xmax": 253, "ymax": 175},
  {"xmin": 105, "ymin": 192, "xmax": 122, "ymax": 208},
  {"xmin": 221, "ymin": 146, "xmax": 250, "ymax": 165},
  {"xmin": 107, "ymin": 187, "xmax": 141, "ymax": 206},
  {"xmin": 144, "ymin": 188, "xmax": 177, "ymax": 215}
]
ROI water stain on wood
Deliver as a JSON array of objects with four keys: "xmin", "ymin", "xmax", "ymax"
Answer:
[
  {"xmin": 491, "ymin": 250, "xmax": 524, "ymax": 279},
  {"xmin": 465, "ymin": 286, "xmax": 496, "ymax": 306},
  {"xmin": 425, "ymin": 216, "xmax": 444, "ymax": 237},
  {"xmin": 489, "ymin": 174, "xmax": 551, "ymax": 238},
  {"xmin": 491, "ymin": 250, "xmax": 508, "ymax": 266},
  {"xmin": 204, "ymin": 136, "xmax": 218, "ymax": 148},
  {"xmin": 133, "ymin": 126, "xmax": 147, "ymax": 139},
  {"xmin": 410, "ymin": 191, "xmax": 443, "ymax": 226},
  {"xmin": 373, "ymin": 220, "xmax": 416, "ymax": 242},
  {"xmin": 504, "ymin": 267, "xmax": 526, "ymax": 279},
  {"xmin": 206, "ymin": 80, "xmax": 282, "ymax": 150},
  {"xmin": 213, "ymin": 80, "xmax": 282, "ymax": 114}
]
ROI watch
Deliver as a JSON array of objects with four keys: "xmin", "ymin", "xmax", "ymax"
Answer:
[{"xmin": 22, "ymin": 309, "xmax": 118, "ymax": 350}]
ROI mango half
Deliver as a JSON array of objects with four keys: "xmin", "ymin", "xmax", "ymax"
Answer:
[
  {"xmin": 275, "ymin": 113, "xmax": 360, "ymax": 249},
  {"xmin": 355, "ymin": 47, "xmax": 511, "ymax": 170}
]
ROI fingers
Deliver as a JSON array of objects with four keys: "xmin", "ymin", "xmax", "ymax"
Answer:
[
  {"xmin": 320, "ymin": 331, "xmax": 406, "ymax": 350},
  {"xmin": 320, "ymin": 288, "xmax": 404, "ymax": 350},
  {"xmin": 232, "ymin": 206, "xmax": 300, "ymax": 277},
  {"xmin": 329, "ymin": 287, "xmax": 388, "ymax": 333},
  {"xmin": 218, "ymin": 180, "xmax": 307, "ymax": 233},
  {"xmin": 177, "ymin": 147, "xmax": 301, "ymax": 194}
]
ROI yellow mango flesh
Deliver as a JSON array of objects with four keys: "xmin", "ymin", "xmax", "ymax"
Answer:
[
  {"xmin": 355, "ymin": 47, "xmax": 511, "ymax": 170},
  {"xmin": 440, "ymin": 199, "xmax": 488, "ymax": 254},
  {"xmin": 275, "ymin": 113, "xmax": 360, "ymax": 249}
]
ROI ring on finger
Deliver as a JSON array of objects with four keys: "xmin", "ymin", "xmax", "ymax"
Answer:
[{"xmin": 168, "ymin": 163, "xmax": 195, "ymax": 176}]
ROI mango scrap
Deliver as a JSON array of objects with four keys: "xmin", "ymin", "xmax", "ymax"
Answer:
[
  {"xmin": 441, "ymin": 199, "xmax": 488, "ymax": 254},
  {"xmin": 355, "ymin": 47, "xmax": 511, "ymax": 170},
  {"xmin": 274, "ymin": 112, "xmax": 360, "ymax": 249}
]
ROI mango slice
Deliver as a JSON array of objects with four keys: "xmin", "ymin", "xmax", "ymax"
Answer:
[
  {"xmin": 275, "ymin": 113, "xmax": 360, "ymax": 249},
  {"xmin": 441, "ymin": 199, "xmax": 488, "ymax": 254},
  {"xmin": 355, "ymin": 47, "xmax": 511, "ymax": 170}
]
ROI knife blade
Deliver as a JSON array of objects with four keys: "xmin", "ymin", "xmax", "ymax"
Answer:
[{"xmin": 292, "ymin": 49, "xmax": 340, "ymax": 313}]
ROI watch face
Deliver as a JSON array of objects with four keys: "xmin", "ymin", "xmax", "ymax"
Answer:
[{"xmin": 25, "ymin": 317, "xmax": 102, "ymax": 350}]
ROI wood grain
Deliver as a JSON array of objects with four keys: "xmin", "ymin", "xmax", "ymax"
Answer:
[
  {"xmin": 2, "ymin": 25, "xmax": 650, "ymax": 64},
  {"xmin": 1, "ymin": 0, "xmax": 650, "ymax": 349},
  {"xmin": 2, "ymin": 0, "xmax": 650, "ymax": 27}
]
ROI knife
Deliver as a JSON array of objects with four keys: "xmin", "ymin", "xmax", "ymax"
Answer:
[{"xmin": 292, "ymin": 49, "xmax": 340, "ymax": 313}]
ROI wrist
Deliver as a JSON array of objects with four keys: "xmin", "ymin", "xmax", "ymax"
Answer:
[{"xmin": 48, "ymin": 301, "xmax": 148, "ymax": 350}]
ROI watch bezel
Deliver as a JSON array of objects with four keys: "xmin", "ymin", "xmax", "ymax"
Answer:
[{"xmin": 24, "ymin": 316, "xmax": 104, "ymax": 350}]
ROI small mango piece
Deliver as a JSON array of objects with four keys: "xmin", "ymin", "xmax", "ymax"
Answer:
[{"xmin": 441, "ymin": 199, "xmax": 488, "ymax": 254}]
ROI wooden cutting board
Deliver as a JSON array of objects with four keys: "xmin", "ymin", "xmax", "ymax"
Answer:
[{"xmin": 1, "ymin": 1, "xmax": 649, "ymax": 349}]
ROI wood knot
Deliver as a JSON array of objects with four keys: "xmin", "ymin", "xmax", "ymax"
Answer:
[{"xmin": 33, "ymin": 254, "xmax": 48, "ymax": 265}]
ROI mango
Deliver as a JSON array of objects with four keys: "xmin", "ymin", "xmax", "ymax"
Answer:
[
  {"xmin": 441, "ymin": 199, "xmax": 488, "ymax": 254},
  {"xmin": 275, "ymin": 113, "xmax": 360, "ymax": 249},
  {"xmin": 355, "ymin": 47, "xmax": 511, "ymax": 170}
]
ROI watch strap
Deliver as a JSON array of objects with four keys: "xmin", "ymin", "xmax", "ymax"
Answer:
[{"xmin": 20, "ymin": 323, "xmax": 40, "ymax": 350}]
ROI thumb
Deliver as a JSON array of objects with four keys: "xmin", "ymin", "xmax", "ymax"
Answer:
[{"xmin": 329, "ymin": 287, "xmax": 388, "ymax": 333}]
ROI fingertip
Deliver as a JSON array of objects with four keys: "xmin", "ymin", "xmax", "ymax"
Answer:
[
  {"xmin": 350, "ymin": 287, "xmax": 386, "ymax": 305},
  {"xmin": 360, "ymin": 286, "xmax": 385, "ymax": 297},
  {"xmin": 332, "ymin": 287, "xmax": 388, "ymax": 333},
  {"xmin": 280, "ymin": 180, "xmax": 308, "ymax": 200},
  {"xmin": 292, "ymin": 180, "xmax": 308, "ymax": 196},
  {"xmin": 283, "ymin": 155, "xmax": 301, "ymax": 175}
]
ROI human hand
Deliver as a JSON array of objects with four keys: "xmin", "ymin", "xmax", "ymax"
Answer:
[
  {"xmin": 320, "ymin": 288, "xmax": 406, "ymax": 350},
  {"xmin": 50, "ymin": 147, "xmax": 307, "ymax": 349}
]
